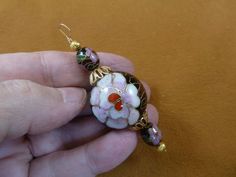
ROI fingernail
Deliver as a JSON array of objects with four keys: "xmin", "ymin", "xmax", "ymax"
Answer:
[{"xmin": 59, "ymin": 88, "xmax": 87, "ymax": 104}]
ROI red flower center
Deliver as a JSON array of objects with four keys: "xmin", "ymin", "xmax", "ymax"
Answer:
[{"xmin": 108, "ymin": 93, "xmax": 123, "ymax": 111}]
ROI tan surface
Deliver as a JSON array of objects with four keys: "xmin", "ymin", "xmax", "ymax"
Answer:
[{"xmin": 0, "ymin": 0, "xmax": 235, "ymax": 177}]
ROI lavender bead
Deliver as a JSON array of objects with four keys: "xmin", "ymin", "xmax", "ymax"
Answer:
[
  {"xmin": 141, "ymin": 123, "xmax": 162, "ymax": 146},
  {"xmin": 148, "ymin": 125, "xmax": 162, "ymax": 145},
  {"xmin": 77, "ymin": 47, "xmax": 99, "ymax": 71}
]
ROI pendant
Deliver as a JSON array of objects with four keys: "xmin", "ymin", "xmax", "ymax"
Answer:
[{"xmin": 59, "ymin": 24, "xmax": 166, "ymax": 151}]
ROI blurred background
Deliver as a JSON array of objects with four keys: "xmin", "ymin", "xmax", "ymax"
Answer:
[{"xmin": 0, "ymin": 0, "xmax": 235, "ymax": 177}]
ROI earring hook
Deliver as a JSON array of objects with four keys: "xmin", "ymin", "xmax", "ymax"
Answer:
[
  {"xmin": 59, "ymin": 23, "xmax": 73, "ymax": 45},
  {"xmin": 58, "ymin": 23, "xmax": 81, "ymax": 50}
]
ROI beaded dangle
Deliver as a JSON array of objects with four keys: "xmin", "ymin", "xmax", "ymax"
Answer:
[{"xmin": 59, "ymin": 24, "xmax": 166, "ymax": 151}]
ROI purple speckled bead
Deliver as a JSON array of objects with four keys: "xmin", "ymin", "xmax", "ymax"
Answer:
[
  {"xmin": 85, "ymin": 48, "xmax": 99, "ymax": 63},
  {"xmin": 77, "ymin": 47, "xmax": 99, "ymax": 71},
  {"xmin": 141, "ymin": 123, "xmax": 162, "ymax": 146},
  {"xmin": 148, "ymin": 124, "xmax": 162, "ymax": 145}
]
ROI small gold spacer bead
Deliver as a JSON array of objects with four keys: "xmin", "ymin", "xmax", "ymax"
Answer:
[
  {"xmin": 70, "ymin": 41, "xmax": 80, "ymax": 50},
  {"xmin": 157, "ymin": 142, "xmax": 167, "ymax": 152}
]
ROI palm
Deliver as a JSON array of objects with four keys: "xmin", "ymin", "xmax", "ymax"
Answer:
[{"xmin": 0, "ymin": 52, "xmax": 158, "ymax": 177}]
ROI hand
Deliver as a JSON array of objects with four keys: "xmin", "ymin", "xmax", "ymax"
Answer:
[{"xmin": 0, "ymin": 51, "xmax": 159, "ymax": 177}]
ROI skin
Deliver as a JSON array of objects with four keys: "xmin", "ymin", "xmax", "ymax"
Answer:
[{"xmin": 0, "ymin": 51, "xmax": 159, "ymax": 177}]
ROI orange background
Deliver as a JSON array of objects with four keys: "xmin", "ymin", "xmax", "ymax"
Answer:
[{"xmin": 0, "ymin": 0, "xmax": 235, "ymax": 177}]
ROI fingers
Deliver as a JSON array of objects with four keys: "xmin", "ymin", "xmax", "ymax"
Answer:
[
  {"xmin": 29, "ymin": 116, "xmax": 108, "ymax": 157},
  {"xmin": 0, "ymin": 153, "xmax": 30, "ymax": 177},
  {"xmin": 0, "ymin": 80, "xmax": 87, "ymax": 142},
  {"xmin": 29, "ymin": 130, "xmax": 137, "ymax": 177},
  {"xmin": 28, "ymin": 104, "xmax": 158, "ymax": 157},
  {"xmin": 147, "ymin": 104, "xmax": 159, "ymax": 125},
  {"xmin": 0, "ymin": 138, "xmax": 31, "ymax": 177},
  {"xmin": 0, "ymin": 51, "xmax": 134, "ymax": 88},
  {"xmin": 99, "ymin": 52, "xmax": 134, "ymax": 73}
]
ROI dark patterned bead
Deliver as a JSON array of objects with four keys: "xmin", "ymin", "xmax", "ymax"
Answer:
[
  {"xmin": 141, "ymin": 123, "xmax": 162, "ymax": 146},
  {"xmin": 76, "ymin": 47, "xmax": 99, "ymax": 71}
]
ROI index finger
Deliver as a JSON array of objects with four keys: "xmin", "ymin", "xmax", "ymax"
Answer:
[{"xmin": 0, "ymin": 51, "xmax": 134, "ymax": 88}]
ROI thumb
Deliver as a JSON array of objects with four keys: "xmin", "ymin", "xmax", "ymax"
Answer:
[{"xmin": 0, "ymin": 80, "xmax": 87, "ymax": 142}]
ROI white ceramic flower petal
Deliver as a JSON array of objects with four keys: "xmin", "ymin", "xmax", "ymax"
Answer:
[
  {"xmin": 92, "ymin": 106, "xmax": 108, "ymax": 123},
  {"xmin": 128, "ymin": 107, "xmax": 140, "ymax": 125},
  {"xmin": 106, "ymin": 118, "xmax": 128, "ymax": 129},
  {"xmin": 109, "ymin": 105, "xmax": 129, "ymax": 119},
  {"xmin": 97, "ymin": 74, "xmax": 112, "ymax": 88},
  {"xmin": 93, "ymin": 72, "xmax": 143, "ymax": 129},
  {"xmin": 99, "ymin": 87, "xmax": 115, "ymax": 109},
  {"xmin": 126, "ymin": 84, "xmax": 140, "ymax": 108},
  {"xmin": 90, "ymin": 87, "xmax": 100, "ymax": 106},
  {"xmin": 126, "ymin": 83, "xmax": 138, "ymax": 95},
  {"xmin": 112, "ymin": 73, "xmax": 127, "ymax": 90}
]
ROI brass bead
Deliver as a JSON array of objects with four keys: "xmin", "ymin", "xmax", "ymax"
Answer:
[
  {"xmin": 157, "ymin": 142, "xmax": 167, "ymax": 152},
  {"xmin": 70, "ymin": 41, "xmax": 80, "ymax": 50}
]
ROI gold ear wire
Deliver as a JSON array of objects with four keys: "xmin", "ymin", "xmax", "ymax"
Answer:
[
  {"xmin": 59, "ymin": 23, "xmax": 81, "ymax": 50},
  {"xmin": 59, "ymin": 23, "xmax": 73, "ymax": 44}
]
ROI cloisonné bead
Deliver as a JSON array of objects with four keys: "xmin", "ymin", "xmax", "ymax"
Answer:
[
  {"xmin": 76, "ymin": 47, "xmax": 99, "ymax": 71},
  {"xmin": 90, "ymin": 72, "xmax": 148, "ymax": 129},
  {"xmin": 141, "ymin": 122, "xmax": 162, "ymax": 146}
]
